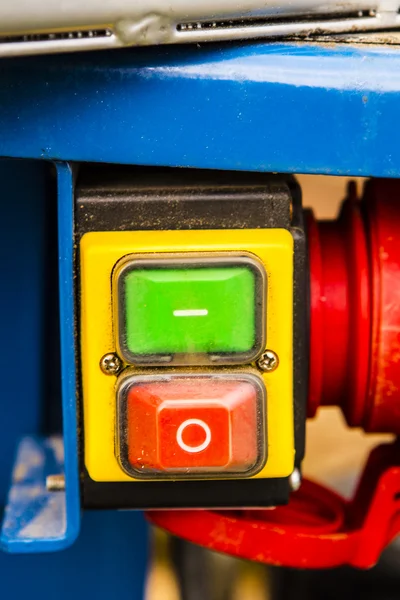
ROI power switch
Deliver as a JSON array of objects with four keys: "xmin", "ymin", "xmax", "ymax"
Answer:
[{"xmin": 117, "ymin": 373, "xmax": 266, "ymax": 479}]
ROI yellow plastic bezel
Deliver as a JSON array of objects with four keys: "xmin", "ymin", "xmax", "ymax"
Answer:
[{"xmin": 80, "ymin": 229, "xmax": 294, "ymax": 482}]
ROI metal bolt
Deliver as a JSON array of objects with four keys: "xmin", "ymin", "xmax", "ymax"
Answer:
[
  {"xmin": 289, "ymin": 468, "xmax": 301, "ymax": 492},
  {"xmin": 46, "ymin": 474, "xmax": 65, "ymax": 492},
  {"xmin": 257, "ymin": 350, "xmax": 279, "ymax": 372},
  {"xmin": 100, "ymin": 352, "xmax": 123, "ymax": 376}
]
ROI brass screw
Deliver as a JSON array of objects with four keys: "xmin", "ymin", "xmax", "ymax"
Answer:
[
  {"xmin": 46, "ymin": 474, "xmax": 65, "ymax": 492},
  {"xmin": 100, "ymin": 352, "xmax": 123, "ymax": 376},
  {"xmin": 257, "ymin": 350, "xmax": 279, "ymax": 373}
]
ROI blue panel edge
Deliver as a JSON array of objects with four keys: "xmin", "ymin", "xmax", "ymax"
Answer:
[
  {"xmin": 0, "ymin": 162, "xmax": 81, "ymax": 552},
  {"xmin": 0, "ymin": 43, "xmax": 400, "ymax": 177},
  {"xmin": 56, "ymin": 161, "xmax": 80, "ymax": 549}
]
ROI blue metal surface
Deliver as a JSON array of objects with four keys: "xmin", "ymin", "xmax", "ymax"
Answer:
[
  {"xmin": 0, "ymin": 43, "xmax": 399, "ymax": 175},
  {"xmin": 1, "ymin": 437, "xmax": 68, "ymax": 551},
  {"xmin": 56, "ymin": 161, "xmax": 81, "ymax": 551},
  {"xmin": 0, "ymin": 163, "xmax": 80, "ymax": 552},
  {"xmin": 0, "ymin": 158, "xmax": 148, "ymax": 595},
  {"xmin": 0, "ymin": 160, "xmax": 48, "ymax": 508},
  {"xmin": 0, "ymin": 508, "xmax": 147, "ymax": 600}
]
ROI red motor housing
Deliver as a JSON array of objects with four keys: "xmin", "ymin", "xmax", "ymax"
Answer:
[{"xmin": 308, "ymin": 179, "xmax": 400, "ymax": 433}]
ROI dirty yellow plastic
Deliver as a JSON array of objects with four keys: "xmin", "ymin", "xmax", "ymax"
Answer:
[{"xmin": 80, "ymin": 229, "xmax": 294, "ymax": 482}]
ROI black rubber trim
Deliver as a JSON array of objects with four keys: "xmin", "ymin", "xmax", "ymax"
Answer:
[
  {"xmin": 75, "ymin": 165, "xmax": 291, "ymax": 235},
  {"xmin": 83, "ymin": 471, "xmax": 290, "ymax": 509},
  {"xmin": 288, "ymin": 177, "xmax": 308, "ymax": 465}
]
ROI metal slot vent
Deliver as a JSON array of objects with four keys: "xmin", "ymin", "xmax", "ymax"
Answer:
[
  {"xmin": 0, "ymin": 29, "xmax": 112, "ymax": 45},
  {"xmin": 177, "ymin": 9, "xmax": 377, "ymax": 32}
]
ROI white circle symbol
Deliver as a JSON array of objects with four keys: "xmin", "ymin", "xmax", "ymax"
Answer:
[{"xmin": 176, "ymin": 419, "xmax": 212, "ymax": 454}]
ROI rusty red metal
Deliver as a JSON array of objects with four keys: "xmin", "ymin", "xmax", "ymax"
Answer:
[
  {"xmin": 147, "ymin": 443, "xmax": 400, "ymax": 569},
  {"xmin": 363, "ymin": 180, "xmax": 400, "ymax": 432},
  {"xmin": 146, "ymin": 180, "xmax": 400, "ymax": 569}
]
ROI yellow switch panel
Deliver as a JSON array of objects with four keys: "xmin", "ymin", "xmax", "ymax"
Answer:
[{"xmin": 80, "ymin": 229, "xmax": 294, "ymax": 482}]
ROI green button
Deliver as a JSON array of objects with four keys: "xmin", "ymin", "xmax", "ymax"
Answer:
[{"xmin": 121, "ymin": 262, "xmax": 260, "ymax": 359}]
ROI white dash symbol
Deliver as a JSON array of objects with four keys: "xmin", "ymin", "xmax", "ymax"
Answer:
[{"xmin": 173, "ymin": 309, "xmax": 208, "ymax": 317}]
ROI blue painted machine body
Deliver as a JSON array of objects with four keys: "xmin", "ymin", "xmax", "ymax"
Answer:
[{"xmin": 0, "ymin": 39, "xmax": 398, "ymax": 598}]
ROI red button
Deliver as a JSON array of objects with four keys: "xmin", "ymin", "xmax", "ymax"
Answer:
[{"xmin": 122, "ymin": 375, "xmax": 265, "ymax": 477}]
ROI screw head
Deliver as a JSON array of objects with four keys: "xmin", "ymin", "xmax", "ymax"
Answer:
[
  {"xmin": 257, "ymin": 350, "xmax": 279, "ymax": 372},
  {"xmin": 100, "ymin": 352, "xmax": 123, "ymax": 376}
]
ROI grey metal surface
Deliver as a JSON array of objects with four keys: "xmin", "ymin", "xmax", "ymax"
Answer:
[{"xmin": 0, "ymin": 1, "xmax": 399, "ymax": 56}]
